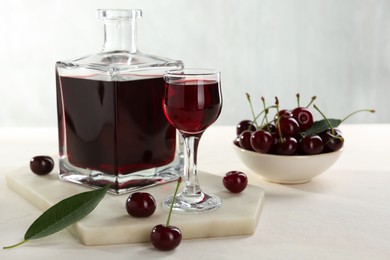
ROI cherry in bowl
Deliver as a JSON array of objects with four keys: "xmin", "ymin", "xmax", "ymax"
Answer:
[{"xmin": 292, "ymin": 107, "xmax": 314, "ymax": 131}]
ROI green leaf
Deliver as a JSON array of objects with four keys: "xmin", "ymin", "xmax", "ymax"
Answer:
[
  {"xmin": 25, "ymin": 185, "xmax": 109, "ymax": 240},
  {"xmin": 3, "ymin": 185, "xmax": 109, "ymax": 249},
  {"xmin": 305, "ymin": 118, "xmax": 342, "ymax": 135}
]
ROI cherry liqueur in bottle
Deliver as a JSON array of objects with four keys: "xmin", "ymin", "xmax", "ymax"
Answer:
[{"xmin": 56, "ymin": 9, "xmax": 184, "ymax": 194}]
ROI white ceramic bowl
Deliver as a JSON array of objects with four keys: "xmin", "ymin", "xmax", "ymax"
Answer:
[{"xmin": 233, "ymin": 143, "xmax": 343, "ymax": 184}]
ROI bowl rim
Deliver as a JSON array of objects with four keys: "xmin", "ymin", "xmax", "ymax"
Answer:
[{"xmin": 232, "ymin": 141, "xmax": 343, "ymax": 159}]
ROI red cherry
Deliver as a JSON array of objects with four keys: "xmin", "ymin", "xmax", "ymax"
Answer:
[
  {"xmin": 236, "ymin": 120, "xmax": 256, "ymax": 135},
  {"xmin": 238, "ymin": 130, "xmax": 254, "ymax": 150},
  {"xmin": 233, "ymin": 136, "xmax": 240, "ymax": 147},
  {"xmin": 223, "ymin": 171, "xmax": 248, "ymax": 193},
  {"xmin": 299, "ymin": 135, "xmax": 324, "ymax": 155},
  {"xmin": 126, "ymin": 192, "xmax": 156, "ymax": 218},
  {"xmin": 273, "ymin": 137, "xmax": 298, "ymax": 155},
  {"xmin": 150, "ymin": 224, "xmax": 182, "ymax": 251},
  {"xmin": 30, "ymin": 155, "xmax": 54, "ymax": 175},
  {"xmin": 275, "ymin": 109, "xmax": 292, "ymax": 119},
  {"xmin": 292, "ymin": 107, "xmax": 314, "ymax": 131},
  {"xmin": 276, "ymin": 117, "xmax": 300, "ymax": 137},
  {"xmin": 150, "ymin": 177, "xmax": 182, "ymax": 251},
  {"xmin": 250, "ymin": 130, "xmax": 274, "ymax": 153},
  {"xmin": 262, "ymin": 122, "xmax": 276, "ymax": 133},
  {"xmin": 320, "ymin": 129, "xmax": 344, "ymax": 152}
]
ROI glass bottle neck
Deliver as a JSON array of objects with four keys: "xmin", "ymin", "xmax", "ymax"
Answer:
[{"xmin": 101, "ymin": 19, "xmax": 138, "ymax": 53}]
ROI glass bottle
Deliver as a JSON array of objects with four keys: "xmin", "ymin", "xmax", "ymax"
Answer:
[{"xmin": 55, "ymin": 9, "xmax": 184, "ymax": 194}]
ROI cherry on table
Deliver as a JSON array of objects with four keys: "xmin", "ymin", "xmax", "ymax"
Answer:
[
  {"xmin": 223, "ymin": 171, "xmax": 248, "ymax": 193},
  {"xmin": 150, "ymin": 224, "xmax": 182, "ymax": 251},
  {"xmin": 30, "ymin": 155, "xmax": 54, "ymax": 175},
  {"xmin": 150, "ymin": 177, "xmax": 182, "ymax": 251},
  {"xmin": 126, "ymin": 192, "xmax": 156, "ymax": 218}
]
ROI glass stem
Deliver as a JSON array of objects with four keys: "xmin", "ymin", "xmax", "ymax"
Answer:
[{"xmin": 181, "ymin": 133, "xmax": 203, "ymax": 197}]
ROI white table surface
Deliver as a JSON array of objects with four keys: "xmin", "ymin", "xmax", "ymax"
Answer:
[{"xmin": 0, "ymin": 125, "xmax": 389, "ymax": 260}]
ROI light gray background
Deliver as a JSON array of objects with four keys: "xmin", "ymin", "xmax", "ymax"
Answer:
[{"xmin": 1, "ymin": 0, "xmax": 388, "ymax": 127}]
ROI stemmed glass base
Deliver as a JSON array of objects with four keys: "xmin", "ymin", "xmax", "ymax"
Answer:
[
  {"xmin": 161, "ymin": 134, "xmax": 223, "ymax": 213},
  {"xmin": 163, "ymin": 191, "xmax": 222, "ymax": 213}
]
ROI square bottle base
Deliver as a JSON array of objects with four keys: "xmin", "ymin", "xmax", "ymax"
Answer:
[{"xmin": 58, "ymin": 156, "xmax": 182, "ymax": 195}]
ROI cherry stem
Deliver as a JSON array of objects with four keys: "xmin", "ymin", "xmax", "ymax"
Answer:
[
  {"xmin": 263, "ymin": 109, "xmax": 271, "ymax": 129},
  {"xmin": 341, "ymin": 109, "xmax": 375, "ymax": 123},
  {"xmin": 276, "ymin": 116, "xmax": 284, "ymax": 143},
  {"xmin": 3, "ymin": 239, "xmax": 28, "ymax": 250},
  {"xmin": 255, "ymin": 105, "xmax": 276, "ymax": 122},
  {"xmin": 260, "ymin": 97, "xmax": 274, "ymax": 131},
  {"xmin": 274, "ymin": 96, "xmax": 280, "ymax": 122},
  {"xmin": 313, "ymin": 104, "xmax": 335, "ymax": 135},
  {"xmin": 166, "ymin": 177, "xmax": 182, "ymax": 227},
  {"xmin": 254, "ymin": 110, "xmax": 266, "ymax": 122},
  {"xmin": 296, "ymin": 93, "xmax": 300, "ymax": 107},
  {"xmin": 274, "ymin": 97, "xmax": 284, "ymax": 142},
  {"xmin": 246, "ymin": 93, "xmax": 259, "ymax": 129},
  {"xmin": 306, "ymin": 96, "xmax": 317, "ymax": 108}
]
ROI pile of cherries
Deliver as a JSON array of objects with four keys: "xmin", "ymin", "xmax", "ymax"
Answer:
[{"xmin": 235, "ymin": 94, "xmax": 374, "ymax": 156}]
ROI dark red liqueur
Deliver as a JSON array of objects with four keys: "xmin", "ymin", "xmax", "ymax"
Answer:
[
  {"xmin": 56, "ymin": 76, "xmax": 176, "ymax": 175},
  {"xmin": 163, "ymin": 80, "xmax": 222, "ymax": 134}
]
